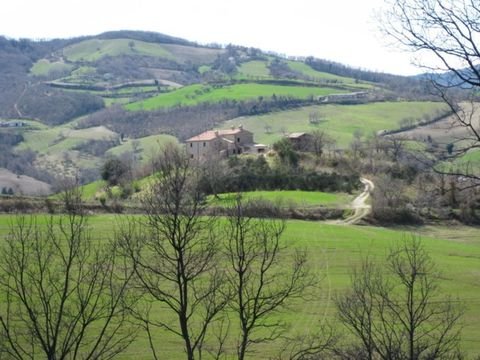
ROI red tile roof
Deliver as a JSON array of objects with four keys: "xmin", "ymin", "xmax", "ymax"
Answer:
[
  {"xmin": 186, "ymin": 128, "xmax": 248, "ymax": 142},
  {"xmin": 288, "ymin": 132, "xmax": 307, "ymax": 139},
  {"xmin": 218, "ymin": 128, "xmax": 242, "ymax": 136},
  {"xmin": 186, "ymin": 131, "xmax": 219, "ymax": 142}
]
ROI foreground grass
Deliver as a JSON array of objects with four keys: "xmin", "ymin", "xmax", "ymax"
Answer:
[
  {"xmin": 0, "ymin": 216, "xmax": 478, "ymax": 358},
  {"xmin": 224, "ymin": 101, "xmax": 449, "ymax": 146},
  {"xmin": 126, "ymin": 83, "xmax": 345, "ymax": 111}
]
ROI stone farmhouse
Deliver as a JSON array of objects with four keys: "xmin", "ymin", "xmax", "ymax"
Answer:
[
  {"xmin": 286, "ymin": 132, "xmax": 313, "ymax": 151},
  {"xmin": 186, "ymin": 125, "xmax": 266, "ymax": 160}
]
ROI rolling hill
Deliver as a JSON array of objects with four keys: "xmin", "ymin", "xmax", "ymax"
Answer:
[{"xmin": 0, "ymin": 30, "xmax": 437, "ymax": 187}]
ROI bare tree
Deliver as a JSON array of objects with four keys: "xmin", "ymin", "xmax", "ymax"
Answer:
[
  {"xmin": 309, "ymin": 111, "xmax": 322, "ymax": 125},
  {"xmin": 335, "ymin": 236, "xmax": 463, "ymax": 360},
  {"xmin": 198, "ymin": 152, "xmax": 230, "ymax": 199},
  {"xmin": 309, "ymin": 130, "xmax": 333, "ymax": 158},
  {"xmin": 381, "ymin": 0, "xmax": 480, "ymax": 186},
  {"xmin": 275, "ymin": 325, "xmax": 338, "ymax": 360},
  {"xmin": 0, "ymin": 185, "xmax": 137, "ymax": 360},
  {"xmin": 384, "ymin": 135, "xmax": 406, "ymax": 162},
  {"xmin": 224, "ymin": 197, "xmax": 316, "ymax": 360},
  {"xmin": 117, "ymin": 144, "xmax": 228, "ymax": 360}
]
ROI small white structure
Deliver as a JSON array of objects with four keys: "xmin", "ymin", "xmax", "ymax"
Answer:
[
  {"xmin": 318, "ymin": 91, "xmax": 368, "ymax": 103},
  {"xmin": 0, "ymin": 120, "xmax": 25, "ymax": 128}
]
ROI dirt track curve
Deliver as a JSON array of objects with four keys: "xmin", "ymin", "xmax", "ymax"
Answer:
[{"xmin": 338, "ymin": 177, "xmax": 374, "ymax": 225}]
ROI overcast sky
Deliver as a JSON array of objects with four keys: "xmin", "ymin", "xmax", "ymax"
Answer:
[{"xmin": 1, "ymin": 0, "xmax": 421, "ymax": 75}]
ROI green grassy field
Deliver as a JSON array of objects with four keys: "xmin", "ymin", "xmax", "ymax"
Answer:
[
  {"xmin": 66, "ymin": 66, "xmax": 97, "ymax": 81},
  {"xmin": 209, "ymin": 190, "xmax": 353, "ymax": 207},
  {"xmin": 30, "ymin": 59, "xmax": 74, "ymax": 77},
  {"xmin": 17, "ymin": 126, "xmax": 118, "ymax": 153},
  {"xmin": 14, "ymin": 125, "xmax": 118, "ymax": 179},
  {"xmin": 0, "ymin": 215, "xmax": 477, "ymax": 359},
  {"xmin": 106, "ymin": 134, "xmax": 178, "ymax": 164},
  {"xmin": 198, "ymin": 65, "xmax": 212, "ymax": 74},
  {"xmin": 286, "ymin": 61, "xmax": 371, "ymax": 89},
  {"xmin": 103, "ymin": 97, "xmax": 132, "ymax": 107},
  {"xmin": 231, "ymin": 59, "xmax": 369, "ymax": 87},
  {"xmin": 224, "ymin": 101, "xmax": 449, "ymax": 147},
  {"xmin": 235, "ymin": 60, "xmax": 271, "ymax": 79},
  {"xmin": 63, "ymin": 38, "xmax": 174, "ymax": 62},
  {"xmin": 79, "ymin": 180, "xmax": 107, "ymax": 200},
  {"xmin": 160, "ymin": 43, "xmax": 223, "ymax": 65},
  {"xmin": 453, "ymin": 148, "xmax": 480, "ymax": 168},
  {"xmin": 126, "ymin": 83, "xmax": 345, "ymax": 111},
  {"xmin": 61, "ymin": 39, "xmax": 222, "ymax": 65}
]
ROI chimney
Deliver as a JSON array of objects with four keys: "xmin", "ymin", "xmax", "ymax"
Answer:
[
  {"xmin": 238, "ymin": 124, "xmax": 243, "ymax": 130},
  {"xmin": 214, "ymin": 130, "xmax": 219, "ymax": 136}
]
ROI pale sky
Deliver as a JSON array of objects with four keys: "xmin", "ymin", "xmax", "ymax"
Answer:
[{"xmin": 1, "ymin": 0, "xmax": 421, "ymax": 76}]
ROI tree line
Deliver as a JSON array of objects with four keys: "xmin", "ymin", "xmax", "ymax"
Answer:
[{"xmin": 78, "ymin": 95, "xmax": 314, "ymax": 141}]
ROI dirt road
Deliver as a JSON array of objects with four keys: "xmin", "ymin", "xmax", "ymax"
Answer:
[{"xmin": 338, "ymin": 177, "xmax": 374, "ymax": 225}]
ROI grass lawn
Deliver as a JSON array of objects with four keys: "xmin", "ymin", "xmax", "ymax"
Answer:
[
  {"xmin": 209, "ymin": 190, "xmax": 353, "ymax": 208},
  {"xmin": 0, "ymin": 215, "xmax": 477, "ymax": 359},
  {"xmin": 224, "ymin": 101, "xmax": 449, "ymax": 147},
  {"xmin": 126, "ymin": 83, "xmax": 345, "ymax": 111}
]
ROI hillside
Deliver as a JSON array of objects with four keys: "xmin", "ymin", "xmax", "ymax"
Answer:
[{"xmin": 0, "ymin": 30, "xmax": 438, "ymax": 187}]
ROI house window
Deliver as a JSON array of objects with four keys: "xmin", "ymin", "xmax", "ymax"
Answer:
[
  {"xmin": 237, "ymin": 137, "xmax": 240, "ymax": 142},
  {"xmin": 190, "ymin": 154, "xmax": 194, "ymax": 159},
  {"xmin": 232, "ymin": 149, "xmax": 236, "ymax": 154},
  {"xmin": 203, "ymin": 142, "xmax": 206, "ymax": 147},
  {"xmin": 190, "ymin": 143, "xmax": 193, "ymax": 147}
]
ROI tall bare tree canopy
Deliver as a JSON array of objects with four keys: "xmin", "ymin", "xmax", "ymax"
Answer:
[
  {"xmin": 384, "ymin": 0, "xmax": 480, "ymax": 83},
  {"xmin": 223, "ymin": 197, "xmax": 315, "ymax": 360},
  {"xmin": 117, "ymin": 145, "xmax": 227, "ymax": 360},
  {"xmin": 335, "ymin": 237, "xmax": 463, "ymax": 360},
  {"xmin": 382, "ymin": 0, "xmax": 480, "ymax": 185},
  {"xmin": 0, "ymin": 187, "xmax": 137, "ymax": 360}
]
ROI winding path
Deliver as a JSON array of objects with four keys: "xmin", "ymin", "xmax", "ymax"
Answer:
[
  {"xmin": 337, "ymin": 177, "xmax": 374, "ymax": 225},
  {"xmin": 14, "ymin": 84, "xmax": 28, "ymax": 118}
]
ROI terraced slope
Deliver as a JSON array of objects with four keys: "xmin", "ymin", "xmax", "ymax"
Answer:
[{"xmin": 126, "ymin": 83, "xmax": 346, "ymax": 111}]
